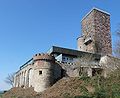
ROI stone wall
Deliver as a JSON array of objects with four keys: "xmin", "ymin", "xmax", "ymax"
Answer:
[
  {"xmin": 33, "ymin": 53, "xmax": 55, "ymax": 92},
  {"xmin": 94, "ymin": 9, "xmax": 112, "ymax": 55},
  {"xmin": 99, "ymin": 55, "xmax": 120, "ymax": 77},
  {"xmin": 56, "ymin": 59, "xmax": 102, "ymax": 78},
  {"xmin": 77, "ymin": 36, "xmax": 84, "ymax": 51},
  {"xmin": 14, "ymin": 63, "xmax": 33, "ymax": 88},
  {"xmin": 14, "ymin": 53, "xmax": 62, "ymax": 92},
  {"xmin": 78, "ymin": 9, "xmax": 96, "ymax": 53},
  {"xmin": 78, "ymin": 8, "xmax": 112, "ymax": 55}
]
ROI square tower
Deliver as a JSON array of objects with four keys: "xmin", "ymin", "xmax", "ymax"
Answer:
[{"xmin": 77, "ymin": 8, "xmax": 112, "ymax": 55}]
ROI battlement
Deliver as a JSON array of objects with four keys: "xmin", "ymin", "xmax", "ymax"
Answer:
[{"xmin": 33, "ymin": 53, "xmax": 55, "ymax": 61}]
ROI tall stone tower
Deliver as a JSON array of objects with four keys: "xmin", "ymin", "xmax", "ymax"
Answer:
[{"xmin": 77, "ymin": 8, "xmax": 112, "ymax": 55}]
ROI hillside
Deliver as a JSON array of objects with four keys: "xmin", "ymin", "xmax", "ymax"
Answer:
[
  {"xmin": 2, "ymin": 87, "xmax": 37, "ymax": 98},
  {"xmin": 2, "ymin": 68, "xmax": 120, "ymax": 98},
  {"xmin": 37, "ymin": 77, "xmax": 94, "ymax": 98},
  {"xmin": 2, "ymin": 77, "xmax": 94, "ymax": 98}
]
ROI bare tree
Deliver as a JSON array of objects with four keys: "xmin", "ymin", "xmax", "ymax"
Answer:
[
  {"xmin": 114, "ymin": 24, "xmax": 120, "ymax": 58},
  {"xmin": 75, "ymin": 54, "xmax": 99, "ymax": 67},
  {"xmin": 5, "ymin": 73, "xmax": 14, "ymax": 87},
  {"xmin": 75, "ymin": 54, "xmax": 99, "ymax": 77},
  {"xmin": 114, "ymin": 42, "xmax": 120, "ymax": 58}
]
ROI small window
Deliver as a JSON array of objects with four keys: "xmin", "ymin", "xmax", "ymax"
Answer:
[
  {"xmin": 63, "ymin": 57, "xmax": 66, "ymax": 61},
  {"xmin": 63, "ymin": 57, "xmax": 65, "ymax": 60},
  {"xmin": 39, "ymin": 71, "xmax": 42, "ymax": 75},
  {"xmin": 69, "ymin": 58, "xmax": 73, "ymax": 61}
]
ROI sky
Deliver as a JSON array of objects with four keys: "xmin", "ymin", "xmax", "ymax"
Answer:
[{"xmin": 0, "ymin": 0, "xmax": 120, "ymax": 90}]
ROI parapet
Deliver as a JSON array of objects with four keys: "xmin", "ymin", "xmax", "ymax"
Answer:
[
  {"xmin": 56, "ymin": 61, "xmax": 76, "ymax": 65},
  {"xmin": 33, "ymin": 53, "xmax": 55, "ymax": 62},
  {"xmin": 81, "ymin": 7, "xmax": 110, "ymax": 22}
]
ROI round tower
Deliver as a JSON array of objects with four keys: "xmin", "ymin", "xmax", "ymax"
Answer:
[
  {"xmin": 77, "ymin": 36, "xmax": 85, "ymax": 51},
  {"xmin": 33, "ymin": 53, "xmax": 55, "ymax": 92}
]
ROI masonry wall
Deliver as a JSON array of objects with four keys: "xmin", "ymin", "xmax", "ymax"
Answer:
[
  {"xmin": 94, "ymin": 9, "xmax": 112, "ymax": 55},
  {"xmin": 14, "ymin": 53, "xmax": 62, "ymax": 92},
  {"xmin": 77, "ymin": 36, "xmax": 84, "ymax": 51},
  {"xmin": 14, "ymin": 64, "xmax": 34, "ymax": 88},
  {"xmin": 78, "ymin": 9, "xmax": 96, "ymax": 53},
  {"xmin": 33, "ymin": 60, "xmax": 54, "ymax": 92},
  {"xmin": 78, "ymin": 8, "xmax": 112, "ymax": 55},
  {"xmin": 99, "ymin": 55, "xmax": 120, "ymax": 77}
]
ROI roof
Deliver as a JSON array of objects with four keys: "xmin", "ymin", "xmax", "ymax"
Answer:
[
  {"xmin": 81, "ymin": 7, "xmax": 110, "ymax": 22},
  {"xmin": 47, "ymin": 46, "xmax": 101, "ymax": 58}
]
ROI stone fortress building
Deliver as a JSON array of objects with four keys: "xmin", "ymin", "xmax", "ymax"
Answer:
[{"xmin": 14, "ymin": 8, "xmax": 120, "ymax": 92}]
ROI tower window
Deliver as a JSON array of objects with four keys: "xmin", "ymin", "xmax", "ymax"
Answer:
[{"xmin": 39, "ymin": 71, "xmax": 42, "ymax": 75}]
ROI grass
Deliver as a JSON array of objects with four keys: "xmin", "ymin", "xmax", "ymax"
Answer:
[{"xmin": 0, "ymin": 94, "xmax": 3, "ymax": 98}]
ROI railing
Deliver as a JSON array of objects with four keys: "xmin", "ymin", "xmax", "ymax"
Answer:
[{"xmin": 19, "ymin": 58, "xmax": 33, "ymax": 70}]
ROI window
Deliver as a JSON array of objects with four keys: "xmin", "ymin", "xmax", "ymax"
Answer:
[
  {"xmin": 69, "ymin": 57, "xmax": 73, "ymax": 61},
  {"xmin": 63, "ymin": 57, "xmax": 65, "ymax": 60},
  {"xmin": 67, "ymin": 58, "xmax": 69, "ymax": 60},
  {"xmin": 39, "ymin": 71, "xmax": 42, "ymax": 75},
  {"xmin": 63, "ymin": 57, "xmax": 66, "ymax": 61}
]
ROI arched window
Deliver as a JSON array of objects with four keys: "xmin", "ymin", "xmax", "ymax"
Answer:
[{"xmin": 28, "ymin": 68, "xmax": 33, "ymax": 87}]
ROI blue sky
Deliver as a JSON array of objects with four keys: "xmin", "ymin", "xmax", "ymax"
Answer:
[{"xmin": 0, "ymin": 0, "xmax": 120, "ymax": 90}]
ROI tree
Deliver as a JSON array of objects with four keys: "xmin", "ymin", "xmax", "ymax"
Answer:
[
  {"xmin": 75, "ymin": 54, "xmax": 99, "ymax": 77},
  {"xmin": 114, "ymin": 24, "xmax": 120, "ymax": 58},
  {"xmin": 5, "ymin": 73, "xmax": 14, "ymax": 87}
]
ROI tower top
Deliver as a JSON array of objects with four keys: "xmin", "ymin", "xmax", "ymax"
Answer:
[
  {"xmin": 33, "ymin": 53, "xmax": 55, "ymax": 61},
  {"xmin": 81, "ymin": 7, "xmax": 110, "ymax": 22}
]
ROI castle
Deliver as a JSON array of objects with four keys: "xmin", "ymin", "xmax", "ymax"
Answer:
[{"xmin": 13, "ymin": 8, "xmax": 120, "ymax": 92}]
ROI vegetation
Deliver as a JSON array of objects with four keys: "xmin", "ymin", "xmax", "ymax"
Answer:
[
  {"xmin": 69, "ymin": 67, "xmax": 120, "ymax": 98},
  {"xmin": 2, "ymin": 69, "xmax": 120, "ymax": 98},
  {"xmin": 5, "ymin": 73, "xmax": 14, "ymax": 87},
  {"xmin": 0, "ymin": 94, "xmax": 3, "ymax": 98},
  {"xmin": 114, "ymin": 25, "xmax": 120, "ymax": 58},
  {"xmin": 61, "ymin": 26, "xmax": 120, "ymax": 98}
]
